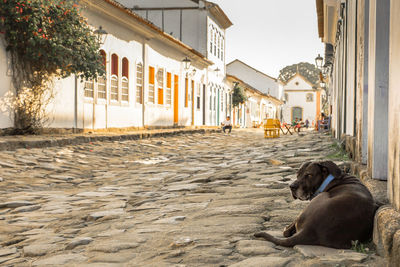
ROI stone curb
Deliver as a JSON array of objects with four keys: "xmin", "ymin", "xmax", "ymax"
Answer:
[
  {"xmin": 373, "ymin": 205, "xmax": 400, "ymax": 266},
  {"xmin": 0, "ymin": 128, "xmax": 219, "ymax": 151}
]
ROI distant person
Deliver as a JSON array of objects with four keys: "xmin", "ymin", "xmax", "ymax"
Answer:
[
  {"xmin": 221, "ymin": 116, "xmax": 232, "ymax": 134},
  {"xmin": 305, "ymin": 119, "xmax": 309, "ymax": 128},
  {"xmin": 292, "ymin": 117, "xmax": 301, "ymax": 132}
]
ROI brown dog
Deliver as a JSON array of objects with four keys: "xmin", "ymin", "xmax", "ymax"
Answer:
[{"xmin": 254, "ymin": 161, "xmax": 377, "ymax": 249}]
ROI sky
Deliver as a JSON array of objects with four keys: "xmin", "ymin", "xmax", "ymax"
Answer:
[{"xmin": 212, "ymin": 0, "xmax": 325, "ymax": 78}]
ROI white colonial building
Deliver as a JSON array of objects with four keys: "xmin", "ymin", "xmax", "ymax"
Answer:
[
  {"xmin": 0, "ymin": 0, "xmax": 221, "ymax": 131},
  {"xmin": 226, "ymin": 76, "xmax": 283, "ymax": 128},
  {"xmin": 226, "ymin": 59, "xmax": 283, "ymax": 100},
  {"xmin": 282, "ymin": 73, "xmax": 323, "ymax": 126},
  {"xmin": 226, "ymin": 59, "xmax": 283, "ymax": 127},
  {"xmin": 117, "ymin": 0, "xmax": 233, "ymax": 126}
]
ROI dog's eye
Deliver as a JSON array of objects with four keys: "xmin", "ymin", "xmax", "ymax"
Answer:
[{"xmin": 307, "ymin": 174, "xmax": 312, "ymax": 178}]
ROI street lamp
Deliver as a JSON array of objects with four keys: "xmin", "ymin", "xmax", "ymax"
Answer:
[
  {"xmin": 94, "ymin": 26, "xmax": 108, "ymax": 45},
  {"xmin": 182, "ymin": 57, "xmax": 191, "ymax": 71},
  {"xmin": 315, "ymin": 54, "xmax": 323, "ymax": 69}
]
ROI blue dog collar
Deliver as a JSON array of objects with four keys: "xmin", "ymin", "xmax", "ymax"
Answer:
[{"xmin": 312, "ymin": 174, "xmax": 335, "ymax": 199}]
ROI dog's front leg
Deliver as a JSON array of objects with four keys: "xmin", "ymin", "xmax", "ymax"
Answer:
[{"xmin": 283, "ymin": 221, "xmax": 297, "ymax": 237}]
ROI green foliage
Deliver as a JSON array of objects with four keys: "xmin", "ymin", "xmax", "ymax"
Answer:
[
  {"xmin": 232, "ymin": 83, "xmax": 247, "ymax": 107},
  {"xmin": 327, "ymin": 142, "xmax": 349, "ymax": 161},
  {"xmin": 0, "ymin": 0, "xmax": 105, "ymax": 80},
  {"xmin": 0, "ymin": 0, "xmax": 105, "ymax": 133},
  {"xmin": 351, "ymin": 240, "xmax": 373, "ymax": 254},
  {"xmin": 278, "ymin": 62, "xmax": 320, "ymax": 85}
]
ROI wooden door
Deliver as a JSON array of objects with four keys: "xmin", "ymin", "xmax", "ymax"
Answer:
[{"xmin": 174, "ymin": 75, "xmax": 179, "ymax": 125}]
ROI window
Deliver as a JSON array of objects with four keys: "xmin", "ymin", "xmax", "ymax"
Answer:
[
  {"xmin": 217, "ymin": 35, "xmax": 220, "ymax": 59},
  {"xmin": 197, "ymin": 84, "xmax": 201, "ymax": 110},
  {"xmin": 111, "ymin": 54, "xmax": 119, "ymax": 101},
  {"xmin": 98, "ymin": 50, "xmax": 107, "ymax": 99},
  {"xmin": 84, "ymin": 80, "xmax": 94, "ymax": 98},
  {"xmin": 136, "ymin": 63, "xmax": 143, "ymax": 104},
  {"xmin": 97, "ymin": 76, "xmax": 107, "ymax": 99},
  {"xmin": 157, "ymin": 68, "xmax": 164, "ymax": 105},
  {"xmin": 166, "ymin": 72, "xmax": 172, "ymax": 105},
  {"xmin": 210, "ymin": 28, "xmax": 213, "ymax": 54},
  {"xmin": 185, "ymin": 78, "xmax": 189, "ymax": 107},
  {"xmin": 306, "ymin": 93, "xmax": 314, "ymax": 102},
  {"xmin": 221, "ymin": 37, "xmax": 224, "ymax": 60},
  {"xmin": 285, "ymin": 93, "xmax": 289, "ymax": 102},
  {"xmin": 209, "ymin": 88, "xmax": 212, "ymax": 111},
  {"xmin": 121, "ymin": 57, "xmax": 129, "ymax": 102},
  {"xmin": 148, "ymin": 66, "xmax": 155, "ymax": 103},
  {"xmin": 214, "ymin": 32, "xmax": 217, "ymax": 56}
]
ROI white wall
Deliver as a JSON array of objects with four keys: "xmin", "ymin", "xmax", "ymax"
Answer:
[
  {"xmin": 0, "ymin": 2, "xmax": 212, "ymax": 130},
  {"xmin": 120, "ymin": 0, "xmax": 209, "ymax": 56},
  {"xmin": 227, "ymin": 60, "xmax": 280, "ymax": 99},
  {"xmin": 0, "ymin": 37, "xmax": 13, "ymax": 129},
  {"xmin": 282, "ymin": 75, "xmax": 318, "ymax": 124}
]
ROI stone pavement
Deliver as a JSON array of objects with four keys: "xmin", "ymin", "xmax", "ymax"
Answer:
[{"xmin": 0, "ymin": 129, "xmax": 386, "ymax": 266}]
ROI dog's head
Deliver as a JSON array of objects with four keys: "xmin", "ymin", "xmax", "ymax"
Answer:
[{"xmin": 289, "ymin": 161, "xmax": 342, "ymax": 200}]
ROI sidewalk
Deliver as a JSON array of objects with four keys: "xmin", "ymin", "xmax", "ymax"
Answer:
[{"xmin": 0, "ymin": 127, "xmax": 220, "ymax": 151}]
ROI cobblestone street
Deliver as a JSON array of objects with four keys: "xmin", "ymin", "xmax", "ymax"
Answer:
[{"xmin": 0, "ymin": 129, "xmax": 386, "ymax": 266}]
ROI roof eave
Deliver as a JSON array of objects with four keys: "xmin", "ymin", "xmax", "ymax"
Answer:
[{"xmin": 83, "ymin": 0, "xmax": 213, "ymax": 67}]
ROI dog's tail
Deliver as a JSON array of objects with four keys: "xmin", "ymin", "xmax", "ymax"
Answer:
[{"xmin": 254, "ymin": 231, "xmax": 311, "ymax": 247}]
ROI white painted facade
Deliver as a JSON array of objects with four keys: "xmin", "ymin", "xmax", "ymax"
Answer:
[
  {"xmin": 282, "ymin": 74, "xmax": 321, "ymax": 125},
  {"xmin": 117, "ymin": 0, "xmax": 232, "ymax": 126},
  {"xmin": 0, "ymin": 0, "xmax": 213, "ymax": 130},
  {"xmin": 226, "ymin": 75, "xmax": 282, "ymax": 128},
  {"xmin": 0, "ymin": 38, "xmax": 13, "ymax": 128},
  {"xmin": 226, "ymin": 59, "xmax": 282, "ymax": 100}
]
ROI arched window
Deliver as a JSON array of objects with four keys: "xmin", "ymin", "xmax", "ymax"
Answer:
[
  {"xmin": 136, "ymin": 62, "xmax": 143, "ymax": 104},
  {"xmin": 98, "ymin": 50, "xmax": 107, "ymax": 99},
  {"xmin": 121, "ymin": 57, "xmax": 129, "ymax": 102},
  {"xmin": 110, "ymin": 53, "xmax": 119, "ymax": 101},
  {"xmin": 111, "ymin": 54, "xmax": 118, "ymax": 76}
]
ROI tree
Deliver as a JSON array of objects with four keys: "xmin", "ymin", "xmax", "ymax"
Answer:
[
  {"xmin": 232, "ymin": 83, "xmax": 247, "ymax": 107},
  {"xmin": 278, "ymin": 62, "xmax": 320, "ymax": 85},
  {"xmin": 0, "ymin": 0, "xmax": 105, "ymax": 134}
]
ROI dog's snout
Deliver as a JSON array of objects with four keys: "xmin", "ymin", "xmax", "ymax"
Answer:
[{"xmin": 290, "ymin": 182, "xmax": 299, "ymax": 190}]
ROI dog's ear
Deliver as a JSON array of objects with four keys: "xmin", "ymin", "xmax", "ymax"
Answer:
[
  {"xmin": 317, "ymin": 161, "xmax": 342, "ymax": 178},
  {"xmin": 297, "ymin": 161, "xmax": 312, "ymax": 176}
]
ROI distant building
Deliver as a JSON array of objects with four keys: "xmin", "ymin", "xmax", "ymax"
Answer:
[
  {"xmin": 117, "ymin": 0, "xmax": 233, "ymax": 126},
  {"xmin": 226, "ymin": 76, "xmax": 283, "ymax": 129},
  {"xmin": 226, "ymin": 59, "xmax": 283, "ymax": 100},
  {"xmin": 282, "ymin": 72, "xmax": 323, "ymax": 126}
]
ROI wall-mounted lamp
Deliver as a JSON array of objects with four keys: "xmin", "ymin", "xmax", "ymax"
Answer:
[
  {"xmin": 182, "ymin": 57, "xmax": 191, "ymax": 71},
  {"xmin": 315, "ymin": 54, "xmax": 323, "ymax": 69},
  {"xmin": 94, "ymin": 26, "xmax": 108, "ymax": 45}
]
